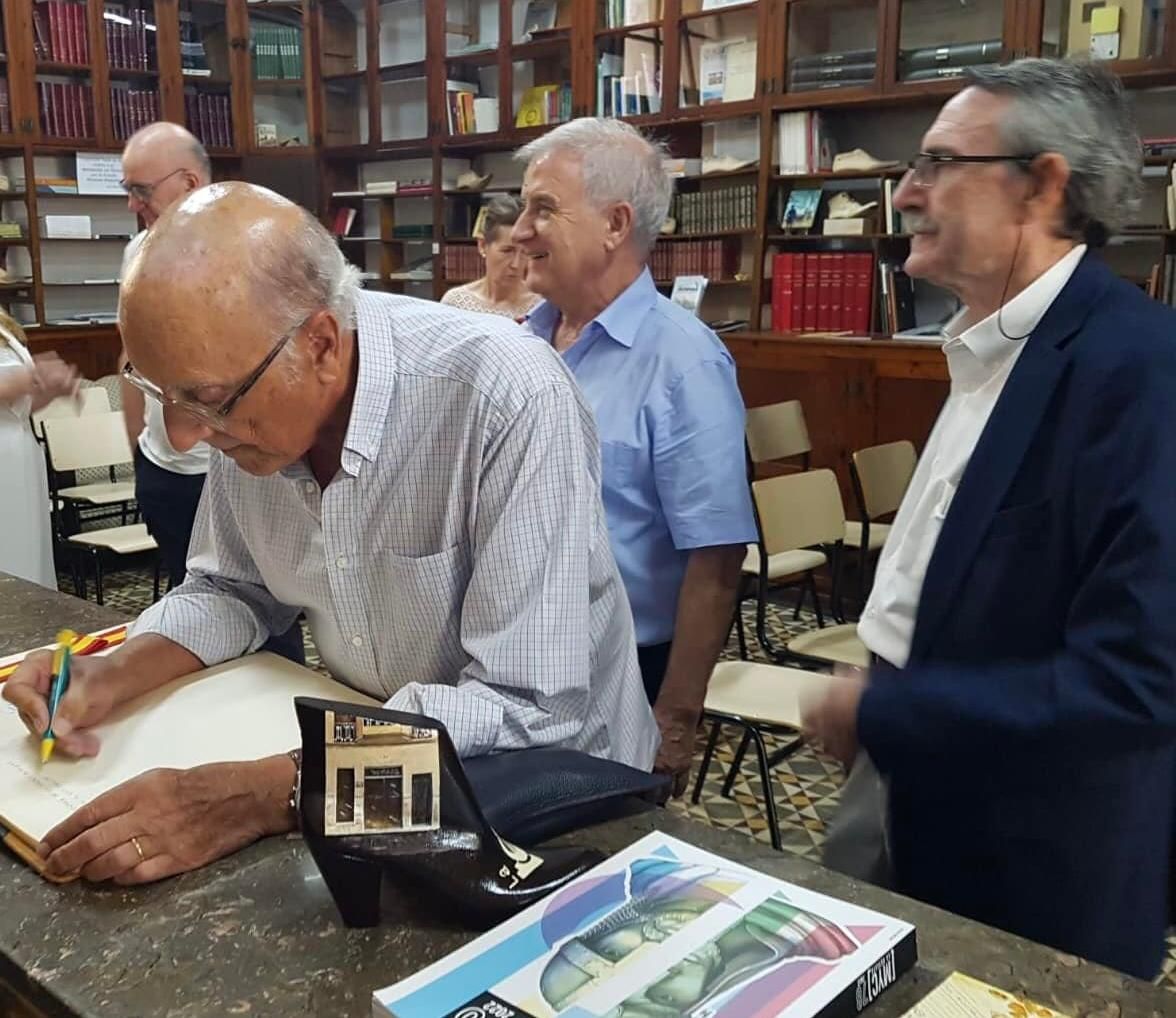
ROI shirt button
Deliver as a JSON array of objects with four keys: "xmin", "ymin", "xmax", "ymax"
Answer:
[
  {"xmin": 351, "ymin": 635, "xmax": 364, "ymax": 648},
  {"xmin": 303, "ymin": 481, "xmax": 316, "ymax": 495},
  {"xmin": 335, "ymin": 555, "xmax": 349, "ymax": 569}
]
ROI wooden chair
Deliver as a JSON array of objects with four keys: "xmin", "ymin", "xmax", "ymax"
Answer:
[
  {"xmin": 40, "ymin": 412, "xmax": 137, "ymax": 524},
  {"xmin": 692, "ymin": 661, "xmax": 834, "ymax": 850},
  {"xmin": 736, "ymin": 468, "xmax": 868, "ymax": 668},
  {"xmin": 30, "ymin": 386, "xmax": 111, "ymax": 440},
  {"xmin": 849, "ymin": 440, "xmax": 917, "ymax": 606}
]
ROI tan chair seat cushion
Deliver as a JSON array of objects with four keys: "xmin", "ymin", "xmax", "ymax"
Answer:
[
  {"xmin": 787, "ymin": 624, "xmax": 870, "ymax": 667},
  {"xmin": 705, "ymin": 661, "xmax": 834, "ymax": 728},
  {"xmin": 56, "ymin": 481, "xmax": 136, "ymax": 506},
  {"xmin": 67, "ymin": 522, "xmax": 157, "ymax": 555},
  {"xmin": 843, "ymin": 520, "xmax": 891, "ymax": 551},
  {"xmin": 742, "ymin": 544, "xmax": 827, "ymax": 579}
]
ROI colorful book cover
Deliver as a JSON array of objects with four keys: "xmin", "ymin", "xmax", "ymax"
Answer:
[
  {"xmin": 901, "ymin": 971, "xmax": 1074, "ymax": 1017},
  {"xmin": 374, "ymin": 832, "xmax": 916, "ymax": 1018}
]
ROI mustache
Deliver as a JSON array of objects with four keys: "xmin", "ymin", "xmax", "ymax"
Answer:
[{"xmin": 905, "ymin": 213, "xmax": 937, "ymax": 235}]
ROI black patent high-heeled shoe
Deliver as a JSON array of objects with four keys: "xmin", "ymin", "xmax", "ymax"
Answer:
[{"xmin": 294, "ymin": 697, "xmax": 604, "ymax": 929}]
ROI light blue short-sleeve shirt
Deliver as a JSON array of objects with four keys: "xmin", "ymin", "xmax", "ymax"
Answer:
[{"xmin": 528, "ymin": 268, "xmax": 757, "ymax": 645}]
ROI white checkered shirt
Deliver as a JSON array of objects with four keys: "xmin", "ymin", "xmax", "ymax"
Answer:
[{"xmin": 132, "ymin": 290, "xmax": 659, "ymax": 769}]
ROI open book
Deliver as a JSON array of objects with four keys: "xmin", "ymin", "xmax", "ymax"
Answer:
[{"xmin": 0, "ymin": 637, "xmax": 376, "ymax": 880}]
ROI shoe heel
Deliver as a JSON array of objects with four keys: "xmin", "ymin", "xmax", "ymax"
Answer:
[{"xmin": 309, "ymin": 842, "xmax": 383, "ymax": 927}]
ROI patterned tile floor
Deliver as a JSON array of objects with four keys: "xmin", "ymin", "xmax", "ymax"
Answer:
[{"xmin": 59, "ymin": 559, "xmax": 1176, "ymax": 991}]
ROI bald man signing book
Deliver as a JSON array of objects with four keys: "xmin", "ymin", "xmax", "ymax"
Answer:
[{"xmin": 3, "ymin": 182, "xmax": 657, "ymax": 886}]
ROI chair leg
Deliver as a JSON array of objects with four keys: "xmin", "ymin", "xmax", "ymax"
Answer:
[
  {"xmin": 152, "ymin": 553, "xmax": 162, "ymax": 603},
  {"xmin": 691, "ymin": 719, "xmax": 722, "ymax": 805},
  {"xmin": 735, "ymin": 603, "xmax": 748, "ymax": 660},
  {"xmin": 808, "ymin": 573, "xmax": 825, "ymax": 628},
  {"xmin": 93, "ymin": 550, "xmax": 104, "ymax": 606},
  {"xmin": 721, "ymin": 730, "xmax": 751, "ymax": 799},
  {"xmin": 754, "ymin": 571, "xmax": 782, "ymax": 659},
  {"xmin": 830, "ymin": 544, "xmax": 847, "ymax": 625},
  {"xmin": 71, "ymin": 547, "xmax": 85, "ymax": 600},
  {"xmin": 748, "ymin": 725, "xmax": 782, "ymax": 851},
  {"xmin": 791, "ymin": 581, "xmax": 805, "ymax": 620}
]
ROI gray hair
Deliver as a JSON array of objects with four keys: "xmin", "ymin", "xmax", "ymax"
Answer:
[
  {"xmin": 516, "ymin": 118, "xmax": 672, "ymax": 252},
  {"xmin": 480, "ymin": 193, "xmax": 524, "ymax": 242},
  {"xmin": 243, "ymin": 202, "xmax": 362, "ymax": 338},
  {"xmin": 964, "ymin": 59, "xmax": 1141, "ymax": 247}
]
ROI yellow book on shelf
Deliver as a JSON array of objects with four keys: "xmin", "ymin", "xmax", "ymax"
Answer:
[
  {"xmin": 902, "ymin": 971, "xmax": 1074, "ymax": 1018},
  {"xmin": 0, "ymin": 644, "xmax": 376, "ymax": 882},
  {"xmin": 515, "ymin": 84, "xmax": 558, "ymax": 128}
]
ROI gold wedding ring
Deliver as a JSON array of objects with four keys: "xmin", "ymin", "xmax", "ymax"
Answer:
[{"xmin": 130, "ymin": 836, "xmax": 145, "ymax": 862}]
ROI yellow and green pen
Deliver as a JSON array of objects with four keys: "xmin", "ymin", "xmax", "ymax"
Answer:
[{"xmin": 41, "ymin": 629, "xmax": 77, "ymax": 764}]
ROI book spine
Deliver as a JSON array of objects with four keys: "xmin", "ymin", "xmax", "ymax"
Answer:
[
  {"xmin": 47, "ymin": 2, "xmax": 63, "ymax": 63},
  {"xmin": 830, "ymin": 252, "xmax": 845, "ymax": 330},
  {"xmin": 802, "ymin": 253, "xmax": 818, "ymax": 330},
  {"xmin": 818, "ymin": 928, "xmax": 917, "ymax": 1018},
  {"xmin": 772, "ymin": 253, "xmax": 793, "ymax": 332},
  {"xmin": 817, "ymin": 252, "xmax": 834, "ymax": 330}
]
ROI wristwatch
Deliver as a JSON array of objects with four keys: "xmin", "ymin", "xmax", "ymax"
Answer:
[{"xmin": 286, "ymin": 748, "xmax": 302, "ymax": 829}]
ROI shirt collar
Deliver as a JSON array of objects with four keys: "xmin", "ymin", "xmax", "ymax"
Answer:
[
  {"xmin": 941, "ymin": 244, "xmax": 1086, "ymax": 388},
  {"xmin": 525, "ymin": 268, "xmax": 657, "ymax": 349},
  {"xmin": 340, "ymin": 289, "xmax": 397, "ymax": 476}
]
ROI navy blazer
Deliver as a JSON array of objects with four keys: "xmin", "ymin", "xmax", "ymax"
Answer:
[{"xmin": 858, "ymin": 252, "xmax": 1176, "ymax": 979}]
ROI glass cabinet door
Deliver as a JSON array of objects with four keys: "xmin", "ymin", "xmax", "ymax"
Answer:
[
  {"xmin": 678, "ymin": 3, "xmax": 759, "ymax": 110},
  {"xmin": 248, "ymin": 0, "xmax": 309, "ymax": 149},
  {"xmin": 595, "ymin": 27, "xmax": 663, "ymax": 116},
  {"xmin": 1040, "ymin": 0, "xmax": 1168, "ymax": 64},
  {"xmin": 320, "ymin": 0, "xmax": 369, "ymax": 147},
  {"xmin": 786, "ymin": 0, "xmax": 880, "ymax": 94},
  {"xmin": 897, "ymin": 0, "xmax": 1008, "ymax": 85},
  {"xmin": 180, "ymin": 0, "xmax": 235, "ymax": 151},
  {"xmin": 378, "ymin": 0, "xmax": 426, "ymax": 144},
  {"xmin": 104, "ymin": 0, "xmax": 160, "ymax": 145},
  {"xmin": 0, "ymin": 6, "xmax": 12, "ymax": 138},
  {"xmin": 34, "ymin": 0, "xmax": 98, "ymax": 144}
]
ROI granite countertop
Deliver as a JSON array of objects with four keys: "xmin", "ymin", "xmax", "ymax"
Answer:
[{"xmin": 1, "ymin": 574, "xmax": 1171, "ymax": 1018}]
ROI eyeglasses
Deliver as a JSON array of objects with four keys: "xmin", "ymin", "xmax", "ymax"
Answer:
[
  {"xmin": 904, "ymin": 152, "xmax": 1039, "ymax": 189},
  {"xmin": 119, "ymin": 167, "xmax": 188, "ymax": 205},
  {"xmin": 122, "ymin": 314, "xmax": 311, "ymax": 429}
]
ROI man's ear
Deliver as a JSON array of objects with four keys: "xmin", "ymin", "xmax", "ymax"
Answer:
[
  {"xmin": 304, "ymin": 310, "xmax": 345, "ymax": 383},
  {"xmin": 604, "ymin": 202, "xmax": 635, "ymax": 252},
  {"xmin": 1025, "ymin": 152, "xmax": 1070, "ymax": 230}
]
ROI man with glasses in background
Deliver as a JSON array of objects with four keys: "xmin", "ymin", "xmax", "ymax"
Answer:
[
  {"xmin": 802, "ymin": 59, "xmax": 1176, "ymax": 978},
  {"xmin": 118, "ymin": 123, "xmax": 303, "ymax": 660},
  {"xmin": 2, "ymin": 181, "xmax": 657, "ymax": 886}
]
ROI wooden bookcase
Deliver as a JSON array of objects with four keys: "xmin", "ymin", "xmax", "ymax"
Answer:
[{"xmin": 1, "ymin": 0, "xmax": 1173, "ymax": 381}]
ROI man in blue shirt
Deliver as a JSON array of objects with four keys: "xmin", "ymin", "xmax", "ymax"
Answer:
[{"xmin": 514, "ymin": 118, "xmax": 757, "ymax": 793}]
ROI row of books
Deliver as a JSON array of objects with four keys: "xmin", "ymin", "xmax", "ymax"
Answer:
[
  {"xmin": 669, "ymin": 183, "xmax": 757, "ymax": 235},
  {"xmin": 650, "ymin": 238, "xmax": 739, "ymax": 281},
  {"xmin": 179, "ymin": 10, "xmax": 213, "ymax": 76},
  {"xmin": 446, "ymin": 85, "xmax": 496, "ymax": 135},
  {"xmin": 443, "ymin": 245, "xmax": 480, "ymax": 282},
  {"xmin": 878, "ymin": 261, "xmax": 917, "ymax": 334},
  {"xmin": 787, "ymin": 40, "xmax": 1002, "ymax": 91},
  {"xmin": 777, "ymin": 110, "xmax": 834, "ymax": 175},
  {"xmin": 33, "ymin": 1, "xmax": 89, "ymax": 65},
  {"xmin": 770, "ymin": 252, "xmax": 875, "ymax": 334},
  {"xmin": 184, "ymin": 91, "xmax": 234, "ymax": 149},
  {"xmin": 600, "ymin": 0, "xmax": 656, "ymax": 29},
  {"xmin": 110, "ymin": 86, "xmax": 160, "ymax": 143},
  {"xmin": 1145, "ymin": 255, "xmax": 1176, "ymax": 308},
  {"xmin": 0, "ymin": 81, "xmax": 10, "ymax": 137},
  {"xmin": 514, "ymin": 84, "xmax": 572, "ymax": 129},
  {"xmin": 251, "ymin": 23, "xmax": 303, "ymax": 80},
  {"xmin": 37, "ymin": 81, "xmax": 93, "ymax": 141},
  {"xmin": 598, "ymin": 50, "xmax": 661, "ymax": 118},
  {"xmin": 105, "ymin": 6, "xmax": 154, "ymax": 71}
]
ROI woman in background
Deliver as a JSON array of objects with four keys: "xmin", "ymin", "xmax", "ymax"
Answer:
[
  {"xmin": 441, "ymin": 194, "xmax": 540, "ymax": 320},
  {"xmin": 0, "ymin": 312, "xmax": 79, "ymax": 589}
]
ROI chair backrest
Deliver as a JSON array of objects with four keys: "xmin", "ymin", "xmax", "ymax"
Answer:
[
  {"xmin": 31, "ymin": 386, "xmax": 111, "ymax": 438},
  {"xmin": 752, "ymin": 468, "xmax": 846, "ymax": 554},
  {"xmin": 42, "ymin": 411, "xmax": 134, "ymax": 473},
  {"xmin": 745, "ymin": 400, "xmax": 811, "ymax": 464},
  {"xmin": 852, "ymin": 440, "xmax": 917, "ymax": 520}
]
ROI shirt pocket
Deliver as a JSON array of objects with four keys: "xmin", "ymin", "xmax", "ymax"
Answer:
[
  {"xmin": 985, "ymin": 498, "xmax": 1051, "ymax": 541},
  {"xmin": 382, "ymin": 541, "xmax": 469, "ymax": 685}
]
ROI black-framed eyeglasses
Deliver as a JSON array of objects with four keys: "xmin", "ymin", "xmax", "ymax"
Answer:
[
  {"xmin": 119, "ymin": 167, "xmax": 188, "ymax": 205},
  {"xmin": 904, "ymin": 152, "xmax": 1039, "ymax": 188},
  {"xmin": 122, "ymin": 313, "xmax": 312, "ymax": 429}
]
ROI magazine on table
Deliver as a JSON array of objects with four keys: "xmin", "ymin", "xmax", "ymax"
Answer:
[{"xmin": 374, "ymin": 831, "xmax": 916, "ymax": 1018}]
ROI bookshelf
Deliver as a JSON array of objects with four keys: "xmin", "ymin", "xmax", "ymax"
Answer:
[{"xmin": 0, "ymin": 0, "xmax": 1168, "ymax": 395}]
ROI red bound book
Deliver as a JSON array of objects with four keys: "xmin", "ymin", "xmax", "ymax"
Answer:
[
  {"xmin": 817, "ymin": 252, "xmax": 835, "ymax": 330},
  {"xmin": 198, "ymin": 93, "xmax": 212, "ymax": 146},
  {"xmin": 802, "ymin": 253, "xmax": 819, "ymax": 330},
  {"xmin": 854, "ymin": 253, "xmax": 875, "ymax": 333},
  {"xmin": 105, "ymin": 20, "xmax": 116, "ymax": 69},
  {"xmin": 0, "ymin": 80, "xmax": 10, "ymax": 136},
  {"xmin": 49, "ymin": 81, "xmax": 64, "ymax": 138},
  {"xmin": 37, "ymin": 82, "xmax": 50, "ymax": 136},
  {"xmin": 79, "ymin": 3, "xmax": 90, "ymax": 64},
  {"xmin": 67, "ymin": 2, "xmax": 81, "ymax": 65},
  {"xmin": 71, "ymin": 82, "xmax": 84, "ymax": 138},
  {"xmin": 791, "ymin": 252, "xmax": 805, "ymax": 333},
  {"xmin": 217, "ymin": 95, "xmax": 231, "ymax": 149},
  {"xmin": 829, "ymin": 253, "xmax": 845, "ymax": 330},
  {"xmin": 82, "ymin": 83, "xmax": 93, "ymax": 138},
  {"xmin": 46, "ymin": 3, "xmax": 63, "ymax": 62},
  {"xmin": 772, "ymin": 253, "xmax": 794, "ymax": 332}
]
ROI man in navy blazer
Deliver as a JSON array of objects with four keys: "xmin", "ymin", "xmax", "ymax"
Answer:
[{"xmin": 803, "ymin": 59, "xmax": 1176, "ymax": 979}]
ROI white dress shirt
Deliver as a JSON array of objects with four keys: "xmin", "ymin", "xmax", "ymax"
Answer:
[
  {"xmin": 858, "ymin": 244, "xmax": 1086, "ymax": 668},
  {"xmin": 132, "ymin": 289, "xmax": 659, "ymax": 769}
]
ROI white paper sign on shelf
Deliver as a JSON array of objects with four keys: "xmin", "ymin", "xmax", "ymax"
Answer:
[{"xmin": 76, "ymin": 153, "xmax": 125, "ymax": 196}]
